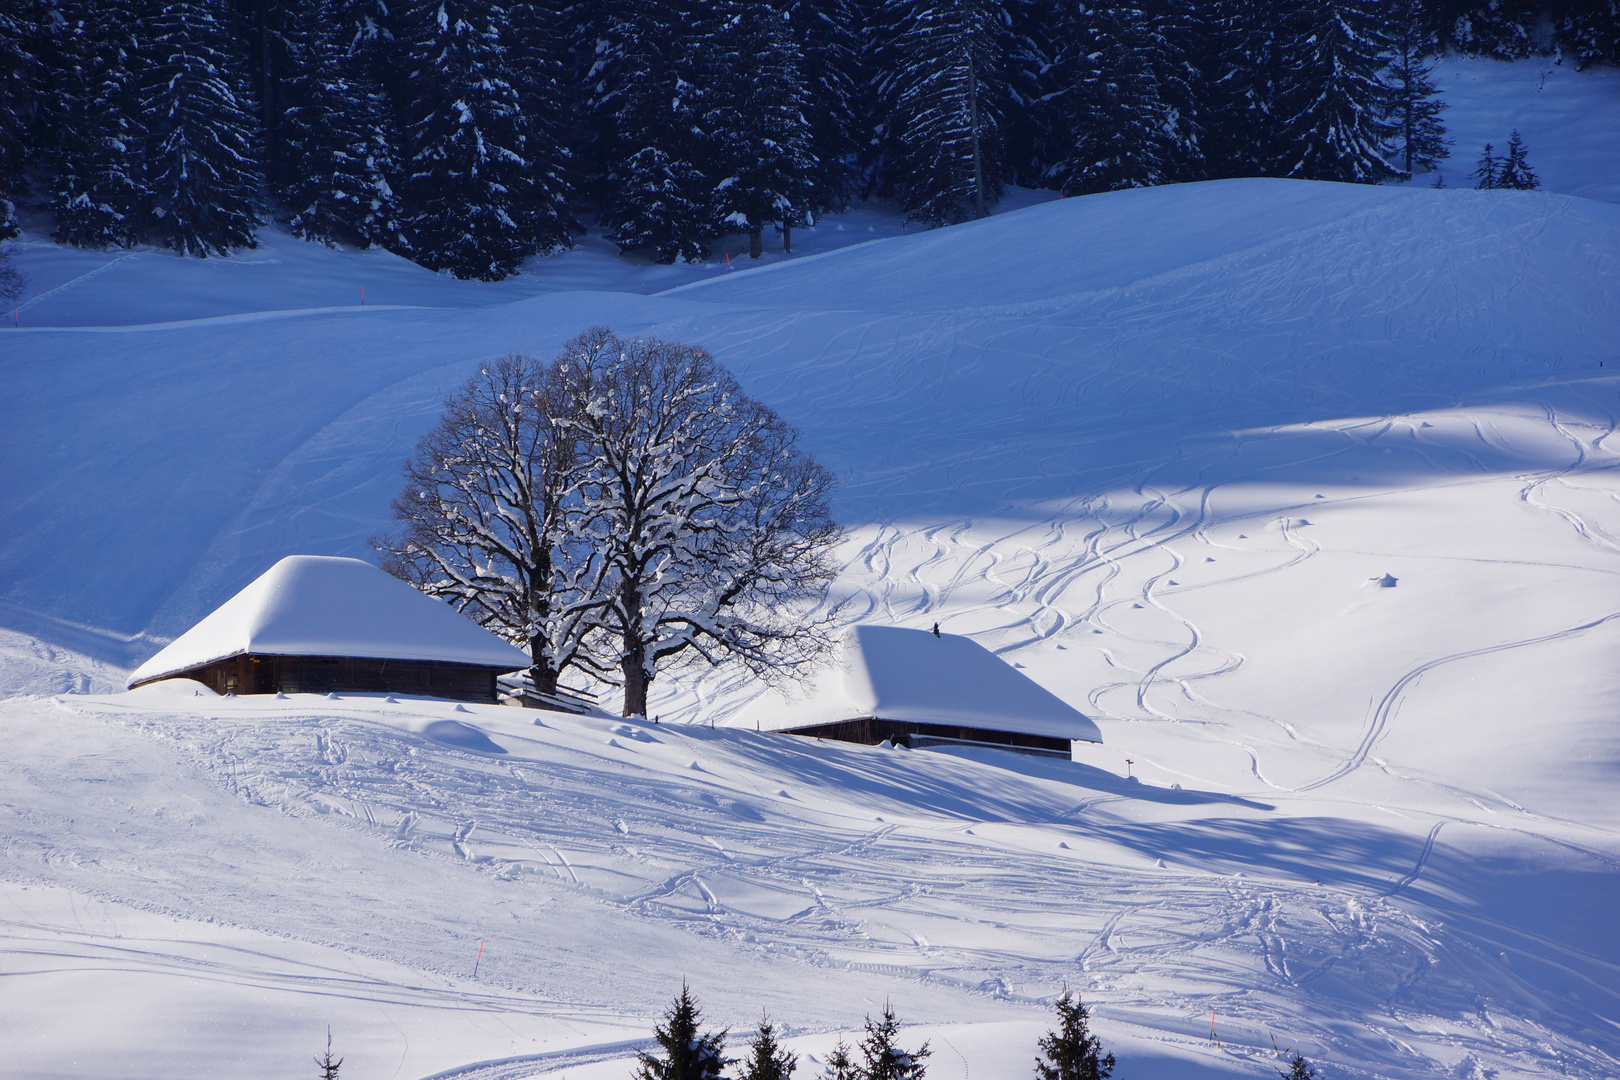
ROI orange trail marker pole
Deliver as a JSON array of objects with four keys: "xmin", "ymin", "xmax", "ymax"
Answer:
[
  {"xmin": 360, "ymin": 286, "xmax": 365, "ymax": 306},
  {"xmin": 473, "ymin": 939, "xmax": 484, "ymax": 977}
]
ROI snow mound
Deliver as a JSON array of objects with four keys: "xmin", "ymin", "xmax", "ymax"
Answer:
[{"xmin": 127, "ymin": 555, "xmax": 529, "ymax": 687}]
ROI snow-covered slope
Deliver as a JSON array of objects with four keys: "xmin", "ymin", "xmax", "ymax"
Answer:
[{"xmin": 4, "ymin": 60, "xmax": 1620, "ymax": 1080}]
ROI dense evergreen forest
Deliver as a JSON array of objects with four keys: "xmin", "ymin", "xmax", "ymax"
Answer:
[{"xmin": 0, "ymin": 0, "xmax": 1615, "ymax": 279}]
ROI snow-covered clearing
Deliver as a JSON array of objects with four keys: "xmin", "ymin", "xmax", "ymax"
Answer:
[{"xmin": 3, "ymin": 58, "xmax": 1619, "ymax": 1080}]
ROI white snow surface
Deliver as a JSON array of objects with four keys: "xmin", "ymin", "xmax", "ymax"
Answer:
[
  {"xmin": 126, "ymin": 555, "xmax": 531, "ymax": 686},
  {"xmin": 3, "ymin": 58, "xmax": 1620, "ymax": 1080},
  {"xmin": 733, "ymin": 625, "xmax": 1103, "ymax": 743}
]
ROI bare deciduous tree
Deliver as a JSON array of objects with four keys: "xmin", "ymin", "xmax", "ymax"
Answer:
[
  {"xmin": 372, "ymin": 353, "xmax": 606, "ymax": 694},
  {"xmin": 376, "ymin": 329, "xmax": 843, "ymax": 716},
  {"xmin": 557, "ymin": 326, "xmax": 843, "ymax": 717}
]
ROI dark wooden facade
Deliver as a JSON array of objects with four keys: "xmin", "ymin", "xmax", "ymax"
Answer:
[
  {"xmin": 145, "ymin": 653, "xmax": 505, "ymax": 704},
  {"xmin": 781, "ymin": 716, "xmax": 1071, "ymax": 757}
]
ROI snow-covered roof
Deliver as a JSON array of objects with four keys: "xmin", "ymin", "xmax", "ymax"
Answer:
[
  {"xmin": 128, "ymin": 556, "xmax": 531, "ymax": 688},
  {"xmin": 731, "ymin": 624, "xmax": 1102, "ymax": 743}
]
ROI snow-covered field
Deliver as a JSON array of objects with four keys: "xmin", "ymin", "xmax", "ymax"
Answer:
[{"xmin": 3, "ymin": 58, "xmax": 1619, "ymax": 1080}]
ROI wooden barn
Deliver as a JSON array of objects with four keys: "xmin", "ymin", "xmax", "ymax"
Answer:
[
  {"xmin": 730, "ymin": 624, "xmax": 1101, "ymax": 757},
  {"xmin": 127, "ymin": 556, "xmax": 531, "ymax": 704}
]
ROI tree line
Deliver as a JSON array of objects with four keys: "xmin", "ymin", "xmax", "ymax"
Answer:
[
  {"xmin": 628, "ymin": 985, "xmax": 1323, "ymax": 1080},
  {"xmin": 1, "ymin": 0, "xmax": 1615, "ymax": 280},
  {"xmin": 373, "ymin": 327, "xmax": 843, "ymax": 718}
]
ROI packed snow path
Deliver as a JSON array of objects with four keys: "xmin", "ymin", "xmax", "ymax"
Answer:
[{"xmin": 3, "ymin": 175, "xmax": 1620, "ymax": 1080}]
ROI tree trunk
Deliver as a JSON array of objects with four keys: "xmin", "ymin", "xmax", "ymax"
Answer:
[
  {"xmin": 622, "ymin": 645, "xmax": 650, "ymax": 716},
  {"xmin": 967, "ymin": 49, "xmax": 985, "ymax": 219},
  {"xmin": 783, "ymin": 221, "xmax": 792, "ymax": 254},
  {"xmin": 620, "ymin": 580, "xmax": 650, "ymax": 716},
  {"xmin": 749, "ymin": 222, "xmax": 763, "ymax": 259},
  {"xmin": 528, "ymin": 642, "xmax": 559, "ymax": 695}
]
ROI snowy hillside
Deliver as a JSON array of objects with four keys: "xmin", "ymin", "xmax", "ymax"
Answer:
[{"xmin": 4, "ymin": 58, "xmax": 1620, "ymax": 1080}]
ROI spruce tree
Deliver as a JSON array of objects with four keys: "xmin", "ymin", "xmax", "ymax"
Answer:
[
  {"xmin": 594, "ymin": 0, "xmax": 716, "ymax": 263},
  {"xmin": 634, "ymin": 985, "xmax": 730, "ymax": 1080},
  {"xmin": 314, "ymin": 1026, "xmax": 343, "ymax": 1079},
  {"xmin": 822, "ymin": 1042, "xmax": 860, "ymax": 1080},
  {"xmin": 1277, "ymin": 1052, "xmax": 1317, "ymax": 1080},
  {"xmin": 785, "ymin": 0, "xmax": 865, "ymax": 214},
  {"xmin": 1442, "ymin": 0, "xmax": 1539, "ymax": 59},
  {"xmin": 874, "ymin": 0, "xmax": 1011, "ymax": 226},
  {"xmin": 1185, "ymin": 0, "xmax": 1287, "ymax": 179},
  {"xmin": 280, "ymin": 0, "xmax": 406, "ymax": 249},
  {"xmin": 234, "ymin": 0, "xmax": 300, "ymax": 199},
  {"xmin": 706, "ymin": 2, "xmax": 818, "ymax": 257},
  {"xmin": 1558, "ymin": 0, "xmax": 1620, "ymax": 69},
  {"xmin": 857, "ymin": 1003, "xmax": 929, "ymax": 1080},
  {"xmin": 1042, "ymin": 3, "xmax": 1181, "ymax": 196},
  {"xmin": 47, "ymin": 0, "xmax": 151, "ymax": 248},
  {"xmin": 1498, "ymin": 129, "xmax": 1539, "ymax": 190},
  {"xmin": 397, "ymin": 0, "xmax": 562, "ymax": 279},
  {"xmin": 138, "ymin": 0, "xmax": 265, "ymax": 255},
  {"xmin": 739, "ymin": 1016, "xmax": 798, "ymax": 1080},
  {"xmin": 505, "ymin": 0, "xmax": 578, "ymax": 248},
  {"xmin": 1471, "ymin": 142, "xmax": 1499, "ymax": 189},
  {"xmin": 1270, "ymin": 0, "xmax": 1399, "ymax": 184},
  {"xmin": 1034, "ymin": 990, "xmax": 1113, "ymax": 1080},
  {"xmin": 1387, "ymin": 0, "xmax": 1449, "ymax": 177},
  {"xmin": 0, "ymin": 4, "xmax": 40, "ymax": 224}
]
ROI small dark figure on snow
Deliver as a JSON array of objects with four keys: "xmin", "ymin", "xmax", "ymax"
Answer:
[{"xmin": 931, "ymin": 623, "xmax": 940, "ymax": 637}]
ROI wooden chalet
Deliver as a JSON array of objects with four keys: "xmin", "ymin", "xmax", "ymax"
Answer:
[
  {"xmin": 730, "ymin": 625, "xmax": 1101, "ymax": 758},
  {"xmin": 127, "ymin": 556, "xmax": 530, "ymax": 704}
]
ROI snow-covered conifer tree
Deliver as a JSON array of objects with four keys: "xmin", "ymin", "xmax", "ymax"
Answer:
[
  {"xmin": 0, "ymin": 4, "xmax": 41, "ymax": 221},
  {"xmin": 857, "ymin": 1004, "xmax": 930, "ymax": 1080},
  {"xmin": 1442, "ymin": 0, "xmax": 1540, "ymax": 59},
  {"xmin": 1277, "ymin": 1053, "xmax": 1318, "ymax": 1080},
  {"xmin": 739, "ymin": 1016, "xmax": 797, "ymax": 1080},
  {"xmin": 1471, "ymin": 141, "xmax": 1499, "ymax": 188},
  {"xmin": 138, "ymin": 0, "xmax": 265, "ymax": 254},
  {"xmin": 505, "ymin": 0, "xmax": 578, "ymax": 246},
  {"xmin": 47, "ymin": 0, "xmax": 151, "ymax": 248},
  {"xmin": 706, "ymin": 3, "xmax": 818, "ymax": 257},
  {"xmin": 554, "ymin": 327, "xmax": 843, "ymax": 719},
  {"xmin": 1041, "ymin": 3, "xmax": 1182, "ymax": 196},
  {"xmin": 1558, "ymin": 0, "xmax": 1620, "ymax": 68},
  {"xmin": 397, "ymin": 0, "xmax": 563, "ymax": 279},
  {"xmin": 280, "ymin": 0, "xmax": 406, "ymax": 248},
  {"xmin": 1387, "ymin": 0, "xmax": 1449, "ymax": 176},
  {"xmin": 1497, "ymin": 129, "xmax": 1539, "ymax": 189},
  {"xmin": 592, "ymin": 0, "xmax": 717, "ymax": 263},
  {"xmin": 634, "ymin": 986, "xmax": 729, "ymax": 1080},
  {"xmin": 874, "ymin": 0, "xmax": 1012, "ymax": 225},
  {"xmin": 1270, "ymin": 0, "xmax": 1399, "ymax": 183},
  {"xmin": 1184, "ymin": 0, "xmax": 1286, "ymax": 178},
  {"xmin": 1034, "ymin": 990, "xmax": 1114, "ymax": 1080},
  {"xmin": 786, "ymin": 0, "xmax": 866, "ymax": 213}
]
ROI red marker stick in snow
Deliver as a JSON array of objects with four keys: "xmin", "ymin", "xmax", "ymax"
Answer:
[
  {"xmin": 473, "ymin": 939, "xmax": 484, "ymax": 977},
  {"xmin": 360, "ymin": 286, "xmax": 365, "ymax": 306}
]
